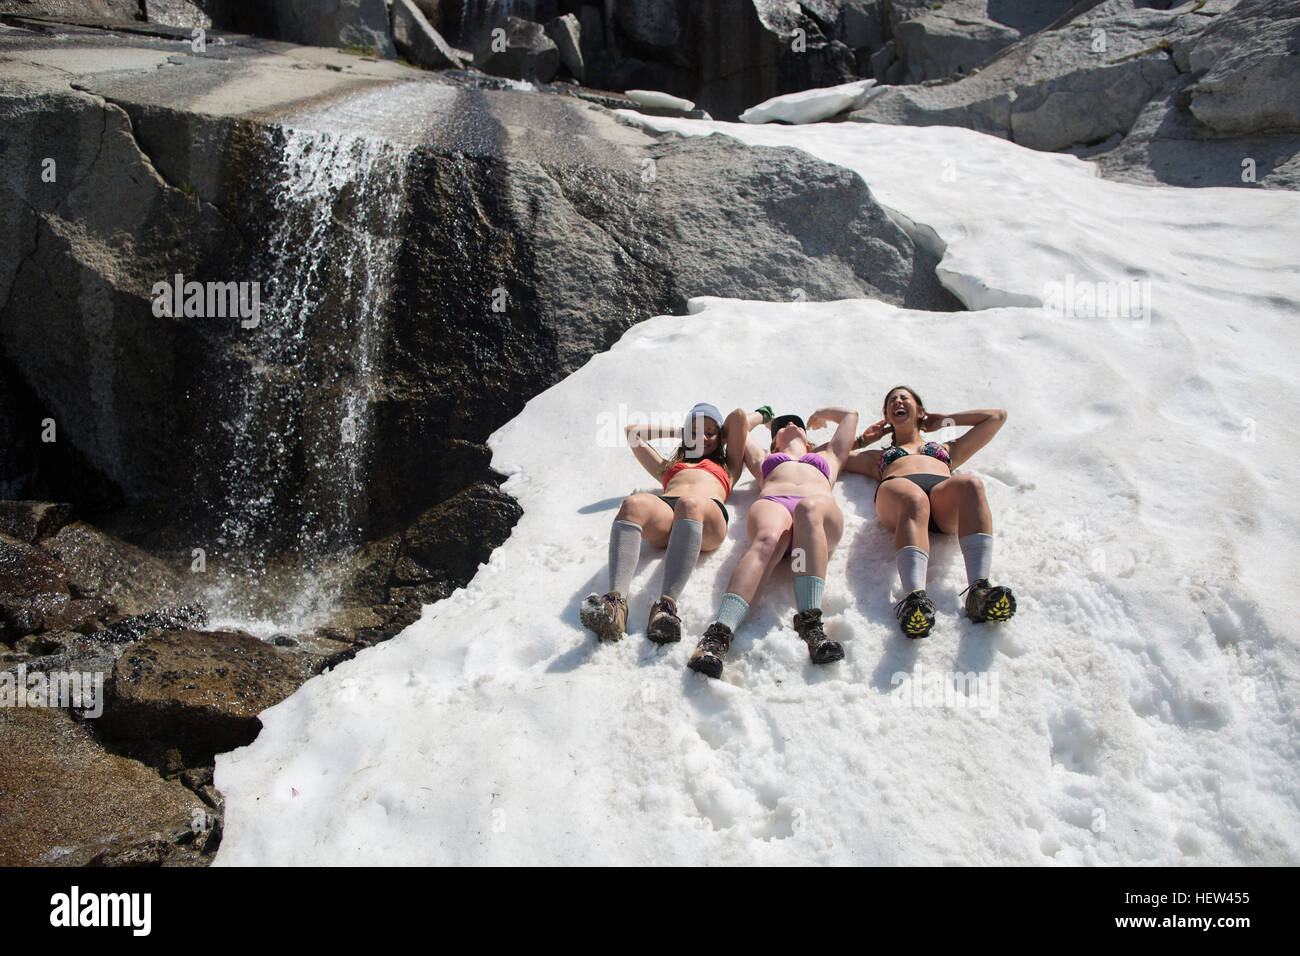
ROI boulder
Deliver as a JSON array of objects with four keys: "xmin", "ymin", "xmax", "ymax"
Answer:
[
  {"xmin": 401, "ymin": 481, "xmax": 523, "ymax": 585},
  {"xmin": 101, "ymin": 628, "xmax": 306, "ymax": 759},
  {"xmin": 0, "ymin": 705, "xmax": 206, "ymax": 866},
  {"xmin": 546, "ymin": 12, "xmax": 584, "ymax": 81},
  {"xmin": 850, "ymin": 1, "xmax": 1221, "ymax": 151},
  {"xmin": 39, "ymin": 522, "xmax": 184, "ymax": 617},
  {"xmin": 893, "ymin": 9, "xmax": 1020, "ymax": 82},
  {"xmin": 261, "ymin": 0, "xmax": 396, "ymax": 57},
  {"xmin": 390, "ymin": 0, "xmax": 466, "ymax": 70},
  {"xmin": 1083, "ymin": 74, "xmax": 1300, "ymax": 189},
  {"xmin": 141, "ymin": 0, "xmax": 210, "ymax": 29},
  {"xmin": 1184, "ymin": 0, "xmax": 1300, "ymax": 136},
  {"xmin": 0, "ymin": 532, "xmax": 71, "ymax": 640},
  {"xmin": 0, "ymin": 500, "xmax": 73, "ymax": 544},
  {"xmin": 474, "ymin": 15, "xmax": 560, "ymax": 82}
]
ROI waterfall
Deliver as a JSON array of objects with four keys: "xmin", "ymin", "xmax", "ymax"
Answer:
[{"xmin": 203, "ymin": 126, "xmax": 409, "ymax": 634}]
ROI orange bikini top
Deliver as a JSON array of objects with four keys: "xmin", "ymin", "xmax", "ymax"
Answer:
[{"xmin": 661, "ymin": 458, "xmax": 732, "ymax": 500}]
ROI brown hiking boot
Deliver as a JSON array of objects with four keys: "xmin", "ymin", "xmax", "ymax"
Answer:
[
  {"xmin": 688, "ymin": 622, "xmax": 733, "ymax": 679},
  {"xmin": 647, "ymin": 596, "xmax": 681, "ymax": 644},
  {"xmin": 580, "ymin": 590, "xmax": 628, "ymax": 641},
  {"xmin": 793, "ymin": 608, "xmax": 844, "ymax": 664}
]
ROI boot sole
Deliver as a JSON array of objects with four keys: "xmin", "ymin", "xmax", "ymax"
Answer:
[
  {"xmin": 580, "ymin": 602, "xmax": 624, "ymax": 641},
  {"xmin": 646, "ymin": 616, "xmax": 682, "ymax": 644},
  {"xmin": 688, "ymin": 653, "xmax": 723, "ymax": 679},
  {"xmin": 899, "ymin": 609, "xmax": 935, "ymax": 639},
  {"xmin": 810, "ymin": 641, "xmax": 844, "ymax": 664}
]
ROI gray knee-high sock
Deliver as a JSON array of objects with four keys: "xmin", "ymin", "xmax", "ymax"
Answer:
[
  {"xmin": 659, "ymin": 518, "xmax": 703, "ymax": 601},
  {"xmin": 608, "ymin": 519, "xmax": 643, "ymax": 594},
  {"xmin": 959, "ymin": 533, "xmax": 994, "ymax": 584},
  {"xmin": 897, "ymin": 546, "xmax": 928, "ymax": 593}
]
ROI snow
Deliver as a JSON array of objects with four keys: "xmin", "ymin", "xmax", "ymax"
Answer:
[
  {"xmin": 214, "ymin": 112, "xmax": 1300, "ymax": 865},
  {"xmin": 624, "ymin": 89, "xmax": 696, "ymax": 112},
  {"xmin": 739, "ymin": 78, "xmax": 881, "ymax": 124}
]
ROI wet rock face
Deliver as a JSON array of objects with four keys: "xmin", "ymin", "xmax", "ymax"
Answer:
[
  {"xmin": 40, "ymin": 522, "xmax": 185, "ymax": 618},
  {"xmin": 3, "ymin": 36, "xmax": 954, "ymax": 556},
  {"xmin": 0, "ymin": 532, "xmax": 73, "ymax": 639}
]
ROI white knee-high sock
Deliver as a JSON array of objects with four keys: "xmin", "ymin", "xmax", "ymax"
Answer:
[
  {"xmin": 897, "ymin": 546, "xmax": 928, "ymax": 593},
  {"xmin": 959, "ymin": 532, "xmax": 994, "ymax": 585},
  {"xmin": 608, "ymin": 519, "xmax": 642, "ymax": 594},
  {"xmin": 660, "ymin": 518, "xmax": 703, "ymax": 601}
]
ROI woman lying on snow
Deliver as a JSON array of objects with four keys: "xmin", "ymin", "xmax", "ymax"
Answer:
[
  {"xmin": 843, "ymin": 385, "xmax": 1016, "ymax": 638},
  {"xmin": 688, "ymin": 407, "xmax": 859, "ymax": 679},
  {"xmin": 581, "ymin": 402, "xmax": 756, "ymax": 645}
]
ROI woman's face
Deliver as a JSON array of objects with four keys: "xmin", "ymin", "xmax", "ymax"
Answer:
[
  {"xmin": 685, "ymin": 417, "xmax": 721, "ymax": 456},
  {"xmin": 773, "ymin": 422, "xmax": 806, "ymax": 452},
  {"xmin": 884, "ymin": 389, "xmax": 921, "ymax": 428}
]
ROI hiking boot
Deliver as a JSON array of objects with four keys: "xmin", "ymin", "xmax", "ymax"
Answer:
[
  {"xmin": 961, "ymin": 579, "xmax": 1017, "ymax": 624},
  {"xmin": 792, "ymin": 608, "xmax": 843, "ymax": 664},
  {"xmin": 580, "ymin": 590, "xmax": 628, "ymax": 641},
  {"xmin": 894, "ymin": 589, "xmax": 936, "ymax": 639},
  {"xmin": 688, "ymin": 622, "xmax": 733, "ymax": 679},
  {"xmin": 646, "ymin": 596, "xmax": 681, "ymax": 644}
]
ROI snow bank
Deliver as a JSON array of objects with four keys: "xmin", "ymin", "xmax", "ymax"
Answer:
[
  {"xmin": 740, "ymin": 78, "xmax": 881, "ymax": 124},
  {"xmin": 625, "ymin": 89, "xmax": 697, "ymax": 112},
  {"xmin": 214, "ymin": 117, "xmax": 1300, "ymax": 865}
]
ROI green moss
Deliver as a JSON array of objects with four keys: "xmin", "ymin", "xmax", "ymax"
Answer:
[{"xmin": 341, "ymin": 45, "xmax": 380, "ymax": 58}]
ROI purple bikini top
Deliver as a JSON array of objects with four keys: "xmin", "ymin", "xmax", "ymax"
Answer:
[{"xmin": 761, "ymin": 452, "xmax": 832, "ymax": 482}]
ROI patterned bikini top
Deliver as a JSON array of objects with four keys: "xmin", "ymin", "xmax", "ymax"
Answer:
[
  {"xmin": 762, "ymin": 452, "xmax": 832, "ymax": 482},
  {"xmin": 877, "ymin": 442, "xmax": 951, "ymax": 479}
]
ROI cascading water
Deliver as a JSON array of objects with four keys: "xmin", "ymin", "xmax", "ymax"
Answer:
[{"xmin": 202, "ymin": 126, "xmax": 409, "ymax": 635}]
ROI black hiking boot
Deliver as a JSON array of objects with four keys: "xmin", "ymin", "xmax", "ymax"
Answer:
[
  {"xmin": 646, "ymin": 596, "xmax": 681, "ymax": 644},
  {"xmin": 894, "ymin": 589, "xmax": 936, "ymax": 639},
  {"xmin": 792, "ymin": 608, "xmax": 843, "ymax": 664},
  {"xmin": 961, "ymin": 579, "xmax": 1017, "ymax": 624},
  {"xmin": 688, "ymin": 622, "xmax": 733, "ymax": 679}
]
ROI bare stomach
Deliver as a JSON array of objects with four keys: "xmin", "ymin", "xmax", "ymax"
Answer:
[
  {"xmin": 760, "ymin": 462, "xmax": 833, "ymax": 497},
  {"xmin": 663, "ymin": 472, "xmax": 728, "ymax": 500}
]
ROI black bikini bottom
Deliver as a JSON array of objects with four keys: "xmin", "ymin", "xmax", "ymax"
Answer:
[
  {"xmin": 658, "ymin": 494, "xmax": 729, "ymax": 526},
  {"xmin": 875, "ymin": 474, "xmax": 949, "ymax": 534}
]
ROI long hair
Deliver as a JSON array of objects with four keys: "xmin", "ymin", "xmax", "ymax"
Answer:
[{"xmin": 883, "ymin": 385, "xmax": 924, "ymax": 446}]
